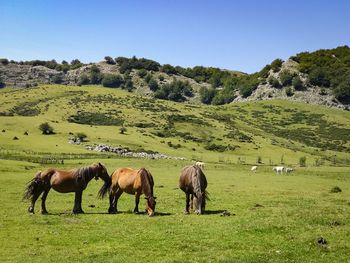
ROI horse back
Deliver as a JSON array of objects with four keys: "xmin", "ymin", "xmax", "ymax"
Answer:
[{"xmin": 111, "ymin": 167, "xmax": 139, "ymax": 194}]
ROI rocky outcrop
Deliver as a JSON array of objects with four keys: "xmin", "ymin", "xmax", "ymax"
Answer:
[{"xmin": 85, "ymin": 143, "xmax": 186, "ymax": 160}]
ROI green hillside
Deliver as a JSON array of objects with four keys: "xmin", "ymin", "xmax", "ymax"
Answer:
[{"xmin": 1, "ymin": 84, "xmax": 349, "ymax": 165}]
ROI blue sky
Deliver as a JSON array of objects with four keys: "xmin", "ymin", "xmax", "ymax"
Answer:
[{"xmin": 1, "ymin": 0, "xmax": 349, "ymax": 73}]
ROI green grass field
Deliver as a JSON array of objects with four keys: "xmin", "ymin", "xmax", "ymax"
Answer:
[{"xmin": 0, "ymin": 85, "xmax": 349, "ymax": 262}]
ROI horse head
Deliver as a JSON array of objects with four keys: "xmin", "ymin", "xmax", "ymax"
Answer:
[
  {"xmin": 145, "ymin": 196, "xmax": 157, "ymax": 216},
  {"xmin": 96, "ymin": 163, "xmax": 110, "ymax": 181}
]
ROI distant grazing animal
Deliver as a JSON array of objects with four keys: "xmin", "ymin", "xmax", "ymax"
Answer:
[
  {"xmin": 23, "ymin": 163, "xmax": 110, "ymax": 214},
  {"xmin": 285, "ymin": 167, "xmax": 294, "ymax": 174},
  {"xmin": 273, "ymin": 166, "xmax": 284, "ymax": 175},
  {"xmin": 179, "ymin": 165, "xmax": 208, "ymax": 215},
  {"xmin": 100, "ymin": 167, "xmax": 156, "ymax": 216},
  {"xmin": 251, "ymin": 166, "xmax": 258, "ymax": 172},
  {"xmin": 195, "ymin": 161, "xmax": 205, "ymax": 169}
]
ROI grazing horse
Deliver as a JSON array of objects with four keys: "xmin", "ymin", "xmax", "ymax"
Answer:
[
  {"xmin": 179, "ymin": 165, "xmax": 208, "ymax": 215},
  {"xmin": 100, "ymin": 167, "xmax": 156, "ymax": 216},
  {"xmin": 23, "ymin": 163, "xmax": 110, "ymax": 214},
  {"xmin": 251, "ymin": 166, "xmax": 258, "ymax": 172},
  {"xmin": 273, "ymin": 166, "xmax": 284, "ymax": 175}
]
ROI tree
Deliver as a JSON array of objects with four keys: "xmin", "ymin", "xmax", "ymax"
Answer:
[
  {"xmin": 104, "ymin": 56, "xmax": 115, "ymax": 64},
  {"xmin": 299, "ymin": 156, "xmax": 306, "ymax": 167},
  {"xmin": 0, "ymin": 58, "xmax": 9, "ymax": 65},
  {"xmin": 137, "ymin": 69, "xmax": 147, "ymax": 78},
  {"xmin": 39, "ymin": 122, "xmax": 54, "ymax": 135},
  {"xmin": 148, "ymin": 78, "xmax": 159, "ymax": 91},
  {"xmin": 161, "ymin": 64, "xmax": 177, "ymax": 74},
  {"xmin": 119, "ymin": 126, "xmax": 127, "ymax": 134},
  {"xmin": 102, "ymin": 74, "xmax": 124, "ymax": 88}
]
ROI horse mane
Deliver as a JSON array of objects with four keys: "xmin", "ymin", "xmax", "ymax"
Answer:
[
  {"xmin": 73, "ymin": 164, "xmax": 98, "ymax": 182},
  {"xmin": 139, "ymin": 168, "xmax": 154, "ymax": 197}
]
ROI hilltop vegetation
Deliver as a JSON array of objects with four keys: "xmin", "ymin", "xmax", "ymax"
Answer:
[
  {"xmin": 0, "ymin": 46, "xmax": 350, "ymax": 107},
  {"xmin": 0, "ymin": 85, "xmax": 349, "ymax": 166}
]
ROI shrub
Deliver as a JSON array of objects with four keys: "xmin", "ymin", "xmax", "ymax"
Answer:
[
  {"xmin": 285, "ymin": 87, "xmax": 294, "ymax": 96},
  {"xmin": 333, "ymin": 76, "xmax": 350, "ymax": 104},
  {"xmin": 200, "ymin": 86, "xmax": 216, "ymax": 104},
  {"xmin": 119, "ymin": 126, "xmax": 127, "ymax": 134},
  {"xmin": 51, "ymin": 74, "xmax": 64, "ymax": 84},
  {"xmin": 76, "ymin": 132, "xmax": 87, "ymax": 141},
  {"xmin": 270, "ymin": 59, "xmax": 283, "ymax": 72},
  {"xmin": 299, "ymin": 156, "xmax": 306, "ymax": 167},
  {"xmin": 78, "ymin": 74, "xmax": 90, "ymax": 85},
  {"xmin": 330, "ymin": 186, "xmax": 342, "ymax": 193},
  {"xmin": 148, "ymin": 78, "xmax": 159, "ymax": 91},
  {"xmin": 0, "ymin": 76, "xmax": 5, "ymax": 88},
  {"xmin": 292, "ymin": 76, "xmax": 305, "ymax": 90},
  {"xmin": 0, "ymin": 58, "xmax": 9, "ymax": 65},
  {"xmin": 39, "ymin": 122, "xmax": 54, "ymax": 135},
  {"xmin": 279, "ymin": 70, "xmax": 295, "ymax": 86},
  {"xmin": 308, "ymin": 68, "xmax": 330, "ymax": 87},
  {"xmin": 104, "ymin": 56, "xmax": 116, "ymax": 64},
  {"xmin": 268, "ymin": 76, "xmax": 281, "ymax": 88},
  {"xmin": 137, "ymin": 69, "xmax": 148, "ymax": 78},
  {"xmin": 102, "ymin": 74, "xmax": 124, "ymax": 88},
  {"xmin": 161, "ymin": 64, "xmax": 177, "ymax": 74}
]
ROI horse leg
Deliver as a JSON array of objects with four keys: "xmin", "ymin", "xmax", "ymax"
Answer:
[
  {"xmin": 134, "ymin": 192, "xmax": 140, "ymax": 213},
  {"xmin": 190, "ymin": 194, "xmax": 194, "ymax": 211},
  {"xmin": 28, "ymin": 189, "xmax": 44, "ymax": 214},
  {"xmin": 73, "ymin": 190, "xmax": 84, "ymax": 214},
  {"xmin": 41, "ymin": 188, "xmax": 51, "ymax": 214},
  {"xmin": 184, "ymin": 192, "xmax": 190, "ymax": 214},
  {"xmin": 109, "ymin": 188, "xmax": 122, "ymax": 214}
]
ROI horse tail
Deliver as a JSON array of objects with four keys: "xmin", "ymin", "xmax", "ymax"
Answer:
[
  {"xmin": 23, "ymin": 171, "xmax": 44, "ymax": 201},
  {"xmin": 98, "ymin": 175, "xmax": 112, "ymax": 199}
]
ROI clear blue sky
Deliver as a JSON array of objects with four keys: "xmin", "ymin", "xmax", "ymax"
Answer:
[{"xmin": 1, "ymin": 0, "xmax": 349, "ymax": 73}]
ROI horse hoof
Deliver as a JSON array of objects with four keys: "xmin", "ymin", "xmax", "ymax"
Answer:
[
  {"xmin": 108, "ymin": 208, "xmax": 117, "ymax": 214},
  {"xmin": 41, "ymin": 210, "xmax": 48, "ymax": 215},
  {"xmin": 28, "ymin": 208, "xmax": 34, "ymax": 214},
  {"xmin": 73, "ymin": 210, "xmax": 84, "ymax": 214}
]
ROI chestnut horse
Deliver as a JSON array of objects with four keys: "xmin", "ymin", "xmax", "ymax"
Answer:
[
  {"xmin": 23, "ymin": 163, "xmax": 111, "ymax": 214},
  {"xmin": 99, "ymin": 167, "xmax": 156, "ymax": 216},
  {"xmin": 179, "ymin": 165, "xmax": 208, "ymax": 215}
]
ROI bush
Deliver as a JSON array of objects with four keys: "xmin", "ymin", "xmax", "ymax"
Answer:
[
  {"xmin": 137, "ymin": 69, "xmax": 148, "ymax": 78},
  {"xmin": 102, "ymin": 74, "xmax": 124, "ymax": 88},
  {"xmin": 330, "ymin": 186, "xmax": 342, "ymax": 193},
  {"xmin": 154, "ymin": 80, "xmax": 193, "ymax": 102},
  {"xmin": 285, "ymin": 87, "xmax": 294, "ymax": 96},
  {"xmin": 78, "ymin": 74, "xmax": 90, "ymax": 85},
  {"xmin": 51, "ymin": 74, "xmax": 64, "ymax": 84},
  {"xmin": 0, "ymin": 76, "xmax": 5, "ymax": 88},
  {"xmin": 308, "ymin": 68, "xmax": 330, "ymax": 87},
  {"xmin": 76, "ymin": 132, "xmax": 87, "ymax": 141},
  {"xmin": 292, "ymin": 76, "xmax": 305, "ymax": 91},
  {"xmin": 333, "ymin": 76, "xmax": 350, "ymax": 104},
  {"xmin": 39, "ymin": 122, "xmax": 54, "ymax": 135},
  {"xmin": 279, "ymin": 70, "xmax": 294, "ymax": 86},
  {"xmin": 161, "ymin": 64, "xmax": 177, "ymax": 74},
  {"xmin": 0, "ymin": 58, "xmax": 9, "ymax": 65},
  {"xmin": 104, "ymin": 56, "xmax": 116, "ymax": 65},
  {"xmin": 299, "ymin": 156, "xmax": 306, "ymax": 167},
  {"xmin": 119, "ymin": 126, "xmax": 127, "ymax": 134},
  {"xmin": 268, "ymin": 76, "xmax": 281, "ymax": 88},
  {"xmin": 148, "ymin": 78, "xmax": 159, "ymax": 91},
  {"xmin": 270, "ymin": 59, "xmax": 283, "ymax": 72},
  {"xmin": 199, "ymin": 86, "xmax": 216, "ymax": 104}
]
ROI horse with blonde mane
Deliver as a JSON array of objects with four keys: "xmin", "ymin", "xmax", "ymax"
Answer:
[
  {"xmin": 23, "ymin": 163, "xmax": 111, "ymax": 214},
  {"xmin": 99, "ymin": 167, "xmax": 156, "ymax": 216},
  {"xmin": 179, "ymin": 165, "xmax": 208, "ymax": 215}
]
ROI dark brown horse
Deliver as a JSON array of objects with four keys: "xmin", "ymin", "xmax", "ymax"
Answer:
[
  {"xmin": 179, "ymin": 165, "xmax": 208, "ymax": 215},
  {"xmin": 99, "ymin": 167, "xmax": 156, "ymax": 216},
  {"xmin": 23, "ymin": 163, "xmax": 111, "ymax": 214}
]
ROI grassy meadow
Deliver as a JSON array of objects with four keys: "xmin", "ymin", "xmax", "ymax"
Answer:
[{"xmin": 0, "ymin": 85, "xmax": 350, "ymax": 262}]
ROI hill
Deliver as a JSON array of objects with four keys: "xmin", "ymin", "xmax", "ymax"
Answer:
[
  {"xmin": 1, "ymin": 84, "xmax": 349, "ymax": 166},
  {"xmin": 1, "ymin": 46, "xmax": 349, "ymax": 109}
]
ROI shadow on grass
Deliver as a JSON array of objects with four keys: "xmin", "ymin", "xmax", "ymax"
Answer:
[{"xmin": 203, "ymin": 210, "xmax": 228, "ymax": 215}]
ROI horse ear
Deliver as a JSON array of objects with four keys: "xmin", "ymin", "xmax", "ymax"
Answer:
[{"xmin": 98, "ymin": 162, "xmax": 103, "ymax": 167}]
